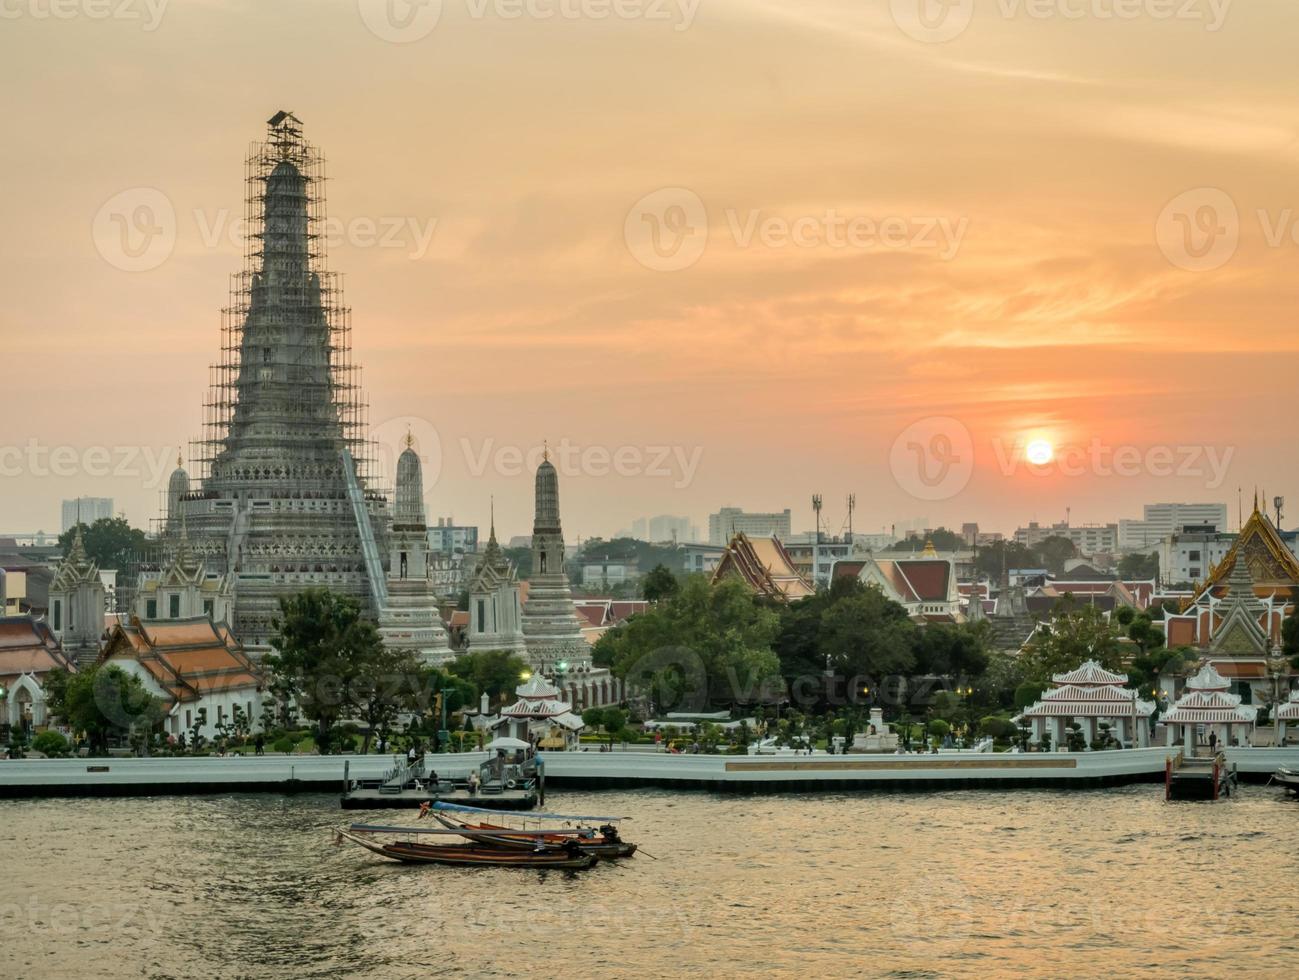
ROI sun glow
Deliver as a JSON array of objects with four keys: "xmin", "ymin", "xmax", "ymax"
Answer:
[{"xmin": 1026, "ymin": 438, "xmax": 1055, "ymax": 466}]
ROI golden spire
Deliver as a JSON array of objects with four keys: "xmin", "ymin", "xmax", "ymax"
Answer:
[
  {"xmin": 177, "ymin": 451, "xmax": 183, "ymax": 468},
  {"xmin": 405, "ymin": 428, "xmax": 414, "ymax": 450},
  {"xmin": 543, "ymin": 439, "xmax": 550, "ymax": 462}
]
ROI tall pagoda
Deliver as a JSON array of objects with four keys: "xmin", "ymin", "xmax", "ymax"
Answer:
[
  {"xmin": 164, "ymin": 112, "xmax": 391, "ymax": 653},
  {"xmin": 520, "ymin": 450, "xmax": 588, "ymax": 671}
]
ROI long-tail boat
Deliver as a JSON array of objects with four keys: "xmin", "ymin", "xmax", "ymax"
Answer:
[
  {"xmin": 424, "ymin": 802, "xmax": 637, "ymax": 859},
  {"xmin": 337, "ymin": 825, "xmax": 599, "ymax": 869}
]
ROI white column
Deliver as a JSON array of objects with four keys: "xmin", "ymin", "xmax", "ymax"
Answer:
[
  {"xmin": 1166, "ymin": 723, "xmax": 1175, "ymax": 747},
  {"xmin": 1054, "ymin": 716, "xmax": 1065, "ymax": 748},
  {"xmin": 1280, "ymin": 719, "xmax": 1288, "ymax": 744},
  {"xmin": 1032, "ymin": 717, "xmax": 1043, "ymax": 744}
]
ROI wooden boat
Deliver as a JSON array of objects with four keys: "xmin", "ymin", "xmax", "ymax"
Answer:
[
  {"xmin": 337, "ymin": 828, "xmax": 598, "ymax": 869},
  {"xmin": 1272, "ymin": 766, "xmax": 1299, "ymax": 794},
  {"xmin": 425, "ymin": 802, "xmax": 638, "ymax": 859}
]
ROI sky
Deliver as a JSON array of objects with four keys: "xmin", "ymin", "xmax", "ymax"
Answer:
[{"xmin": 1, "ymin": 0, "xmax": 1297, "ymax": 542}]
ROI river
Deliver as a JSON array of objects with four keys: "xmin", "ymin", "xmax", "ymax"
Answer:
[{"xmin": 3, "ymin": 786, "xmax": 1295, "ymax": 978}]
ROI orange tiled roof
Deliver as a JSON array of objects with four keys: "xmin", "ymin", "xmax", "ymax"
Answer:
[{"xmin": 99, "ymin": 617, "xmax": 261, "ymax": 704}]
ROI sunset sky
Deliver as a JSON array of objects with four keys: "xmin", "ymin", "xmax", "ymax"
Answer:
[{"xmin": 2, "ymin": 0, "xmax": 1297, "ymax": 541}]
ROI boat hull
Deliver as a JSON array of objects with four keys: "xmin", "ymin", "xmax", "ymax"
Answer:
[{"xmin": 338, "ymin": 831, "xmax": 598, "ymax": 869}]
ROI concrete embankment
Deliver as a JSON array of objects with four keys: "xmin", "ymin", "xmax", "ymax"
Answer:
[{"xmin": 2, "ymin": 747, "xmax": 1295, "ymax": 800}]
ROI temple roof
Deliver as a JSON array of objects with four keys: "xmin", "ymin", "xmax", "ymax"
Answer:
[
  {"xmin": 0, "ymin": 615, "xmax": 77, "ymax": 683},
  {"xmin": 711, "ymin": 533, "xmax": 814, "ymax": 602},
  {"xmin": 1276, "ymin": 691, "xmax": 1299, "ymax": 721},
  {"xmin": 864, "ymin": 558, "xmax": 953, "ymax": 606},
  {"xmin": 100, "ymin": 617, "xmax": 262, "ymax": 708},
  {"xmin": 1051, "ymin": 660, "xmax": 1129, "ymax": 687},
  {"xmin": 1189, "ymin": 505, "xmax": 1299, "ymax": 604},
  {"xmin": 515, "ymin": 674, "xmax": 561, "ymax": 700}
]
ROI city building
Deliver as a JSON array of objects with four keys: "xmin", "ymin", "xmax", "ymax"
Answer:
[
  {"xmin": 681, "ymin": 543, "xmax": 727, "ymax": 577},
  {"xmin": 1158, "ymin": 524, "xmax": 1234, "ymax": 586},
  {"xmin": 712, "ymin": 533, "xmax": 814, "ymax": 602},
  {"xmin": 1119, "ymin": 502, "xmax": 1229, "ymax": 551},
  {"xmin": 427, "ymin": 519, "xmax": 479, "ymax": 556},
  {"xmin": 60, "ymin": 497, "xmax": 113, "ymax": 533},
  {"xmin": 520, "ymin": 452, "xmax": 589, "ymax": 670},
  {"xmin": 1013, "ymin": 521, "xmax": 1119, "ymax": 557},
  {"xmin": 783, "ymin": 533, "xmax": 854, "ymax": 589},
  {"xmin": 99, "ymin": 618, "xmax": 265, "ymax": 743},
  {"xmin": 579, "ymin": 554, "xmax": 640, "ymax": 589},
  {"xmin": 708, "ymin": 507, "xmax": 792, "ymax": 546}
]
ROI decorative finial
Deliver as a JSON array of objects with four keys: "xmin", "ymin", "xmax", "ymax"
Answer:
[
  {"xmin": 543, "ymin": 439, "xmax": 550, "ymax": 463},
  {"xmin": 405, "ymin": 428, "xmax": 414, "ymax": 450}
]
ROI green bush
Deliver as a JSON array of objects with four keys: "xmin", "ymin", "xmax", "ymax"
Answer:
[
  {"xmin": 271, "ymin": 736, "xmax": 296, "ymax": 754},
  {"xmin": 31, "ymin": 731, "xmax": 70, "ymax": 757},
  {"xmin": 927, "ymin": 719, "xmax": 951, "ymax": 739}
]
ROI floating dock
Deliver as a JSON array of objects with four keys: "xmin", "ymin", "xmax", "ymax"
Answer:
[{"xmin": 1166, "ymin": 751, "xmax": 1238, "ymax": 801}]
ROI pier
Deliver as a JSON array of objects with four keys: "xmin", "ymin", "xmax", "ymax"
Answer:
[{"xmin": 3, "ymin": 746, "xmax": 1299, "ymax": 800}]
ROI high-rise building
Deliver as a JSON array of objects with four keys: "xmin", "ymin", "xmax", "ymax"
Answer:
[
  {"xmin": 1119, "ymin": 503, "xmax": 1229, "ymax": 551},
  {"xmin": 1013, "ymin": 521, "xmax": 1118, "ymax": 556},
  {"xmin": 708, "ymin": 507, "xmax": 792, "ymax": 546},
  {"xmin": 648, "ymin": 514, "xmax": 696, "ymax": 543},
  {"xmin": 157, "ymin": 112, "xmax": 392, "ymax": 652},
  {"xmin": 60, "ymin": 497, "xmax": 113, "ymax": 532}
]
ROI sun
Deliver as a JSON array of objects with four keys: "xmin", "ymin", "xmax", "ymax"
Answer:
[{"xmin": 1026, "ymin": 438, "xmax": 1054, "ymax": 466}]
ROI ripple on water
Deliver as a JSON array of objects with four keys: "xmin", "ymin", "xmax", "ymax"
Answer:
[{"xmin": 3, "ymin": 787, "xmax": 1297, "ymax": 978}]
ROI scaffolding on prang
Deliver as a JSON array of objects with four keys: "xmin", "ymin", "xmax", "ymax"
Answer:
[{"xmin": 189, "ymin": 111, "xmax": 385, "ymax": 502}]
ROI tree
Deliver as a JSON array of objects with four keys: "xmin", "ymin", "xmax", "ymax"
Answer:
[
  {"xmin": 58, "ymin": 517, "xmax": 148, "ymax": 573},
  {"xmin": 885, "ymin": 529, "xmax": 966, "ymax": 553},
  {"xmin": 1117, "ymin": 551, "xmax": 1159, "ymax": 580},
  {"xmin": 265, "ymin": 589, "xmax": 386, "ymax": 755},
  {"xmin": 1019, "ymin": 602, "xmax": 1123, "ymax": 683},
  {"xmin": 60, "ymin": 664, "xmax": 163, "ymax": 755},
  {"xmin": 354, "ymin": 644, "xmax": 423, "ymax": 754},
  {"xmin": 819, "ymin": 587, "xmax": 916, "ymax": 679},
  {"xmin": 973, "ymin": 541, "xmax": 1039, "ymax": 582},
  {"xmin": 1283, "ymin": 603, "xmax": 1299, "ymax": 669},
  {"xmin": 1126, "ymin": 614, "xmax": 1165, "ymax": 655},
  {"xmin": 31, "ymin": 730, "xmax": 70, "ymax": 758},
  {"xmin": 642, "ymin": 564, "xmax": 680, "ymax": 603},
  {"xmin": 447, "ymin": 650, "xmax": 531, "ymax": 707},
  {"xmin": 1036, "ymin": 535, "xmax": 1078, "ymax": 576},
  {"xmin": 913, "ymin": 623, "xmax": 990, "ymax": 679},
  {"xmin": 596, "ymin": 575, "xmax": 781, "ymax": 709}
]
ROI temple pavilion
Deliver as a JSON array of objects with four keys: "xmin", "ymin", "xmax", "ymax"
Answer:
[
  {"xmin": 1275, "ymin": 690, "xmax": 1299, "ymax": 745},
  {"xmin": 1015, "ymin": 660, "xmax": 1155, "ymax": 749},
  {"xmin": 1160, "ymin": 663, "xmax": 1258, "ymax": 751},
  {"xmin": 491, "ymin": 674, "xmax": 585, "ymax": 750}
]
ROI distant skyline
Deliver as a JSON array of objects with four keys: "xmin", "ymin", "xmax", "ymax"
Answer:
[{"xmin": 3, "ymin": 1, "xmax": 1296, "ymax": 541}]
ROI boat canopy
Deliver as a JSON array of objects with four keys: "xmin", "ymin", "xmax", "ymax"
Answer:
[
  {"xmin": 349, "ymin": 823, "xmax": 569, "ymax": 837},
  {"xmin": 431, "ymin": 801, "xmax": 626, "ymax": 822}
]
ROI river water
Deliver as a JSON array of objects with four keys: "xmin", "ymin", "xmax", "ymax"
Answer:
[{"xmin": 2, "ymin": 785, "xmax": 1295, "ymax": 978}]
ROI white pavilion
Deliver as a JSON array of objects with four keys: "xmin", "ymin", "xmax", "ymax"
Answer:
[
  {"xmin": 1275, "ymin": 691, "xmax": 1299, "ymax": 745},
  {"xmin": 1015, "ymin": 660, "xmax": 1155, "ymax": 749},
  {"xmin": 492, "ymin": 674, "xmax": 585, "ymax": 750},
  {"xmin": 1160, "ymin": 663, "xmax": 1258, "ymax": 751}
]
